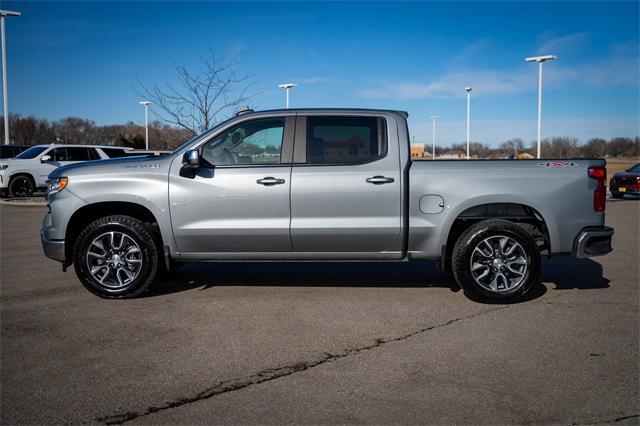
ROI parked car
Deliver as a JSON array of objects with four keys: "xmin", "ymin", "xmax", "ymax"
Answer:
[
  {"xmin": 0, "ymin": 144, "xmax": 131, "ymax": 197},
  {"xmin": 41, "ymin": 109, "xmax": 614, "ymax": 302},
  {"xmin": 609, "ymin": 163, "xmax": 640, "ymax": 198},
  {"xmin": 124, "ymin": 149, "xmax": 171, "ymax": 157},
  {"xmin": 0, "ymin": 144, "xmax": 29, "ymax": 159}
]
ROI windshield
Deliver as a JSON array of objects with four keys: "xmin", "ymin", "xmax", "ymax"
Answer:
[
  {"xmin": 170, "ymin": 116, "xmax": 237, "ymax": 155},
  {"xmin": 627, "ymin": 163, "xmax": 640, "ymax": 173},
  {"xmin": 16, "ymin": 146, "xmax": 48, "ymax": 159}
]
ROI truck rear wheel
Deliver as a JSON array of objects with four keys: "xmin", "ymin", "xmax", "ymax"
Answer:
[
  {"xmin": 73, "ymin": 215, "xmax": 159, "ymax": 298},
  {"xmin": 452, "ymin": 219, "xmax": 540, "ymax": 302}
]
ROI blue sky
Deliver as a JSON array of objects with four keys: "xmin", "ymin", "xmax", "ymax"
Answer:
[{"xmin": 5, "ymin": 1, "xmax": 640, "ymax": 146}]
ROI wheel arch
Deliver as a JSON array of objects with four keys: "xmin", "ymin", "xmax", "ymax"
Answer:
[
  {"xmin": 441, "ymin": 201, "xmax": 554, "ymax": 271},
  {"xmin": 64, "ymin": 201, "xmax": 166, "ymax": 268}
]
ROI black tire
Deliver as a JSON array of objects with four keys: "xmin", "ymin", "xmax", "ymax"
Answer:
[
  {"xmin": 611, "ymin": 192, "xmax": 624, "ymax": 199},
  {"xmin": 452, "ymin": 219, "xmax": 541, "ymax": 303},
  {"xmin": 8, "ymin": 174, "xmax": 35, "ymax": 198},
  {"xmin": 73, "ymin": 215, "xmax": 159, "ymax": 298}
]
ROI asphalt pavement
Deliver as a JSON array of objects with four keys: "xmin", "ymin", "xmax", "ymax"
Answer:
[{"xmin": 1, "ymin": 198, "xmax": 638, "ymax": 425}]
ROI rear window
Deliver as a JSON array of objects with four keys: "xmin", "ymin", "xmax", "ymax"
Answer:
[{"xmin": 306, "ymin": 116, "xmax": 386, "ymax": 164}]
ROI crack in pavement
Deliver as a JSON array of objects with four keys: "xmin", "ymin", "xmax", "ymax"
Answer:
[
  {"xmin": 572, "ymin": 413, "xmax": 640, "ymax": 425},
  {"xmin": 94, "ymin": 305, "xmax": 509, "ymax": 424}
]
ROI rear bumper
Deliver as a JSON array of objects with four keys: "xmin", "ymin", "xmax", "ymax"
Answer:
[
  {"xmin": 41, "ymin": 230, "xmax": 65, "ymax": 262},
  {"xmin": 573, "ymin": 226, "xmax": 614, "ymax": 258},
  {"xmin": 611, "ymin": 187, "xmax": 639, "ymax": 194}
]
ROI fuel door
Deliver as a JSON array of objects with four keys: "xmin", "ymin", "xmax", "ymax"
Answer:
[{"xmin": 419, "ymin": 195, "xmax": 445, "ymax": 214}]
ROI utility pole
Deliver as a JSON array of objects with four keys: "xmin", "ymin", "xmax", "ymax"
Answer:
[
  {"xmin": 526, "ymin": 55, "xmax": 556, "ymax": 159},
  {"xmin": 278, "ymin": 83, "xmax": 297, "ymax": 108},
  {"xmin": 430, "ymin": 115, "xmax": 438, "ymax": 160},
  {"xmin": 139, "ymin": 101, "xmax": 151, "ymax": 150},
  {"xmin": 465, "ymin": 87, "xmax": 472, "ymax": 159},
  {"xmin": 1, "ymin": 9, "xmax": 21, "ymax": 145}
]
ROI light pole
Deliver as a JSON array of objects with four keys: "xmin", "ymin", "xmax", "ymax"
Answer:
[
  {"xmin": 465, "ymin": 87, "xmax": 472, "ymax": 159},
  {"xmin": 139, "ymin": 101, "xmax": 151, "ymax": 150},
  {"xmin": 278, "ymin": 83, "xmax": 297, "ymax": 108},
  {"xmin": 430, "ymin": 115, "xmax": 437, "ymax": 160},
  {"xmin": 1, "ymin": 9, "xmax": 21, "ymax": 145},
  {"xmin": 526, "ymin": 54, "xmax": 556, "ymax": 159}
]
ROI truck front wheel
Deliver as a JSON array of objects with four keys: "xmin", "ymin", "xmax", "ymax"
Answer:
[
  {"xmin": 452, "ymin": 219, "xmax": 541, "ymax": 302},
  {"xmin": 73, "ymin": 215, "xmax": 159, "ymax": 298}
]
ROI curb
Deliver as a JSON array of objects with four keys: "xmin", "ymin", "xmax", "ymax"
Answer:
[{"xmin": 0, "ymin": 198, "xmax": 48, "ymax": 207}]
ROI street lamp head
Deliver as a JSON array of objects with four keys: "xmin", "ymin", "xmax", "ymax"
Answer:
[
  {"xmin": 0, "ymin": 10, "xmax": 21, "ymax": 17},
  {"xmin": 139, "ymin": 101, "xmax": 151, "ymax": 106},
  {"xmin": 430, "ymin": 115, "xmax": 438, "ymax": 119},
  {"xmin": 525, "ymin": 55, "xmax": 557, "ymax": 63},
  {"xmin": 278, "ymin": 83, "xmax": 297, "ymax": 89},
  {"xmin": 465, "ymin": 87, "xmax": 472, "ymax": 93}
]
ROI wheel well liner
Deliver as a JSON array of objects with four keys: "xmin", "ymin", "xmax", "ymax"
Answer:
[
  {"xmin": 442, "ymin": 202, "xmax": 550, "ymax": 270},
  {"xmin": 64, "ymin": 202, "xmax": 162, "ymax": 267}
]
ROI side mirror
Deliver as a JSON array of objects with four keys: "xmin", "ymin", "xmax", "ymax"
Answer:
[
  {"xmin": 180, "ymin": 149, "xmax": 200, "ymax": 178},
  {"xmin": 40, "ymin": 154, "xmax": 52, "ymax": 163}
]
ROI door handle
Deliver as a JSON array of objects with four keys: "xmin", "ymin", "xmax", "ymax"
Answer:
[
  {"xmin": 366, "ymin": 176, "xmax": 395, "ymax": 185},
  {"xmin": 257, "ymin": 177, "xmax": 286, "ymax": 186}
]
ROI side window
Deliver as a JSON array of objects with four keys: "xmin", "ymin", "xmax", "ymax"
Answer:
[
  {"xmin": 65, "ymin": 147, "xmax": 92, "ymax": 161},
  {"xmin": 306, "ymin": 116, "xmax": 386, "ymax": 164},
  {"xmin": 202, "ymin": 118, "xmax": 285, "ymax": 166},
  {"xmin": 53, "ymin": 147, "xmax": 68, "ymax": 161},
  {"xmin": 87, "ymin": 148, "xmax": 101, "ymax": 160}
]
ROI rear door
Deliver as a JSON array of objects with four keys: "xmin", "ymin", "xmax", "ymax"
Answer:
[
  {"xmin": 289, "ymin": 114, "xmax": 403, "ymax": 257},
  {"xmin": 169, "ymin": 116, "xmax": 295, "ymax": 256}
]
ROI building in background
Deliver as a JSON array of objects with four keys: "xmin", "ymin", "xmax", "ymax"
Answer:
[{"xmin": 411, "ymin": 143, "xmax": 425, "ymax": 159}]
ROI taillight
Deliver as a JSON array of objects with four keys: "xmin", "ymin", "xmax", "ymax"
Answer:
[
  {"xmin": 636, "ymin": 176, "xmax": 640, "ymax": 189},
  {"xmin": 588, "ymin": 166, "xmax": 607, "ymax": 212}
]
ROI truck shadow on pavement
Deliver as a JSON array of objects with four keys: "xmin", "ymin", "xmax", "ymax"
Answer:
[{"xmin": 149, "ymin": 257, "xmax": 608, "ymax": 303}]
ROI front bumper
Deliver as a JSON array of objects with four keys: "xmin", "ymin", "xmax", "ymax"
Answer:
[
  {"xmin": 574, "ymin": 226, "xmax": 614, "ymax": 258},
  {"xmin": 41, "ymin": 230, "xmax": 65, "ymax": 262}
]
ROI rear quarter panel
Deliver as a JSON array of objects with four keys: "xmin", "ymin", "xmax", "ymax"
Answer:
[{"xmin": 408, "ymin": 159, "xmax": 605, "ymax": 259}]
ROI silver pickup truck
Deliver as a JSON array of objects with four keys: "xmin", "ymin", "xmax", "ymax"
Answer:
[{"xmin": 40, "ymin": 108, "xmax": 614, "ymax": 302}]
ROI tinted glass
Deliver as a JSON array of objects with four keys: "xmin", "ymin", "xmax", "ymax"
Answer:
[
  {"xmin": 53, "ymin": 148, "xmax": 68, "ymax": 161},
  {"xmin": 0, "ymin": 146, "xmax": 12, "ymax": 158},
  {"xmin": 64, "ymin": 147, "xmax": 92, "ymax": 161},
  {"xmin": 627, "ymin": 164, "xmax": 640, "ymax": 173},
  {"xmin": 202, "ymin": 118, "xmax": 285, "ymax": 165},
  {"xmin": 87, "ymin": 148, "xmax": 101, "ymax": 160},
  {"xmin": 16, "ymin": 146, "xmax": 48, "ymax": 159},
  {"xmin": 306, "ymin": 117, "xmax": 385, "ymax": 164},
  {"xmin": 101, "ymin": 148, "xmax": 128, "ymax": 158}
]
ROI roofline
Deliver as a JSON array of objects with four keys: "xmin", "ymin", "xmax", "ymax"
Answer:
[
  {"xmin": 239, "ymin": 107, "xmax": 409, "ymax": 117},
  {"xmin": 29, "ymin": 144, "xmax": 133, "ymax": 149}
]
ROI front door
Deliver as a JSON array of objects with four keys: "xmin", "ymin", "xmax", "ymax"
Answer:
[
  {"xmin": 169, "ymin": 116, "xmax": 294, "ymax": 256},
  {"xmin": 289, "ymin": 115, "xmax": 403, "ymax": 257}
]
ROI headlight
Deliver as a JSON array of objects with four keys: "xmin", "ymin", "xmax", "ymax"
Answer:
[
  {"xmin": 0, "ymin": 165, "xmax": 8, "ymax": 170},
  {"xmin": 47, "ymin": 177, "xmax": 68, "ymax": 195}
]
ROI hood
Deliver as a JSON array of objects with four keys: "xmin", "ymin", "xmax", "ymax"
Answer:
[
  {"xmin": 0, "ymin": 158, "xmax": 24, "ymax": 166},
  {"xmin": 49, "ymin": 155, "xmax": 173, "ymax": 179}
]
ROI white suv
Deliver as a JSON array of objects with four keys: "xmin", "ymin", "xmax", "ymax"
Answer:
[{"xmin": 0, "ymin": 144, "xmax": 131, "ymax": 197}]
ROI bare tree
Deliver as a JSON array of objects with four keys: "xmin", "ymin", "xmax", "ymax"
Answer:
[{"xmin": 137, "ymin": 51, "xmax": 256, "ymax": 135}]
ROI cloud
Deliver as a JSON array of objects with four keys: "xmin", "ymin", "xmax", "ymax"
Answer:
[
  {"xmin": 536, "ymin": 31, "xmax": 590, "ymax": 55},
  {"xmin": 358, "ymin": 68, "xmax": 534, "ymax": 100},
  {"xmin": 358, "ymin": 42, "xmax": 638, "ymax": 101}
]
